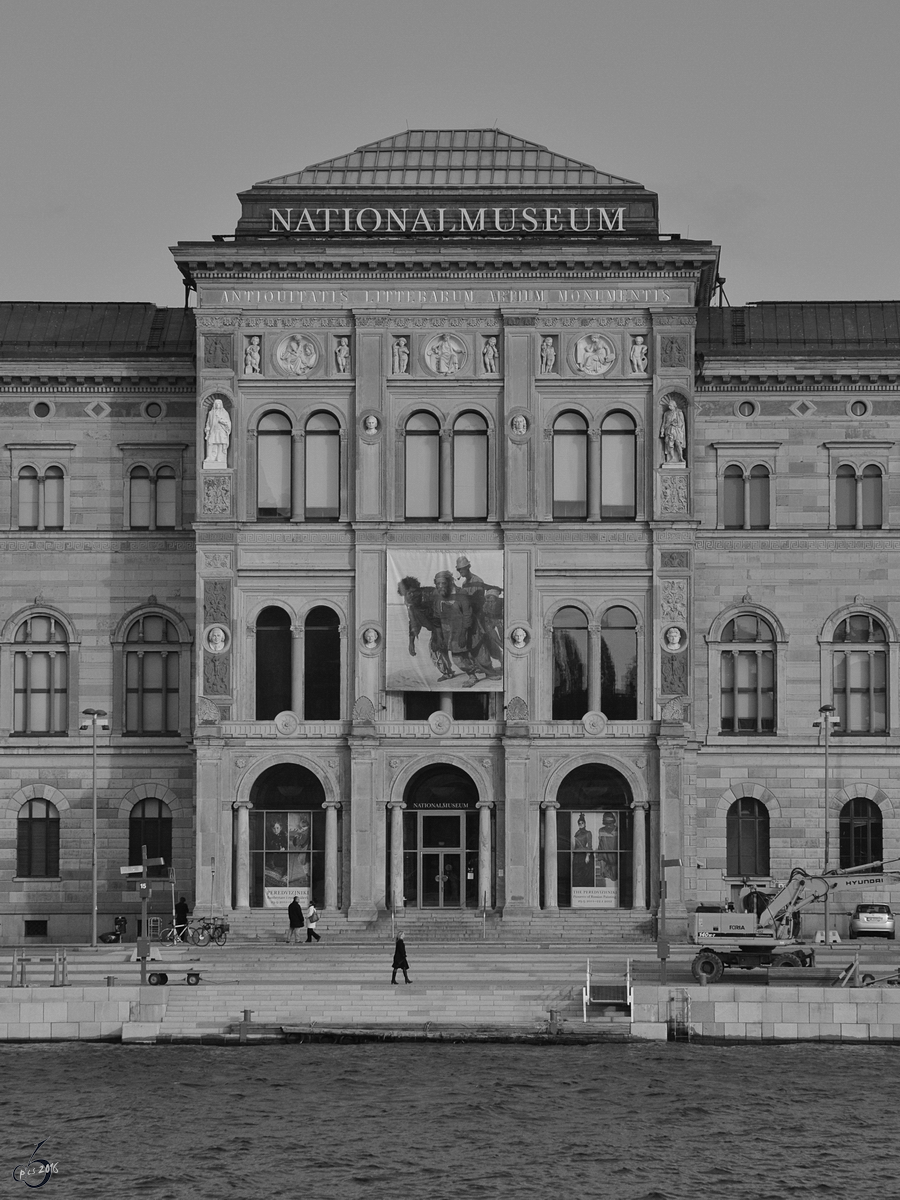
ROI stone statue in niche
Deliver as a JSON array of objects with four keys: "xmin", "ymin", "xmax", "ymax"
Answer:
[
  {"xmin": 629, "ymin": 335, "xmax": 648, "ymax": 375},
  {"xmin": 510, "ymin": 414, "xmax": 528, "ymax": 437},
  {"xmin": 363, "ymin": 414, "xmax": 379, "ymax": 436},
  {"xmin": 244, "ymin": 336, "xmax": 261, "ymax": 375},
  {"xmin": 540, "ymin": 337, "xmax": 556, "ymax": 374},
  {"xmin": 659, "ymin": 397, "xmax": 686, "ymax": 465},
  {"xmin": 482, "ymin": 337, "xmax": 498, "ymax": 373},
  {"xmin": 335, "ymin": 337, "xmax": 351, "ymax": 373},
  {"xmin": 425, "ymin": 332, "xmax": 465, "ymax": 375},
  {"xmin": 277, "ymin": 335, "xmax": 318, "ymax": 375},
  {"xmin": 203, "ymin": 397, "xmax": 232, "ymax": 469},
  {"xmin": 575, "ymin": 334, "xmax": 615, "ymax": 375},
  {"xmin": 660, "ymin": 336, "xmax": 687, "ymax": 368},
  {"xmin": 392, "ymin": 337, "xmax": 410, "ymax": 374},
  {"xmin": 204, "ymin": 336, "xmax": 231, "ymax": 369}
]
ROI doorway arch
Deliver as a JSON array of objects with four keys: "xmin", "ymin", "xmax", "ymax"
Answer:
[
  {"xmin": 247, "ymin": 763, "xmax": 328, "ymax": 909},
  {"xmin": 553, "ymin": 763, "xmax": 635, "ymax": 908},
  {"xmin": 397, "ymin": 764, "xmax": 482, "ymax": 909}
]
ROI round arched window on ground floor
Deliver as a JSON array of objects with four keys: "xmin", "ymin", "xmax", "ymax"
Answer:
[
  {"xmin": 552, "ymin": 763, "xmax": 638, "ymax": 908},
  {"xmin": 246, "ymin": 764, "xmax": 329, "ymax": 908}
]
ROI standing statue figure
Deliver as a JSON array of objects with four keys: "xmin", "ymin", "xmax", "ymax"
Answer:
[
  {"xmin": 540, "ymin": 337, "xmax": 556, "ymax": 374},
  {"xmin": 659, "ymin": 397, "xmax": 686, "ymax": 464},
  {"xmin": 335, "ymin": 337, "xmax": 351, "ymax": 373},
  {"xmin": 244, "ymin": 336, "xmax": 261, "ymax": 375},
  {"xmin": 629, "ymin": 336, "xmax": 648, "ymax": 375},
  {"xmin": 392, "ymin": 338, "xmax": 409, "ymax": 374},
  {"xmin": 482, "ymin": 337, "xmax": 498, "ymax": 373},
  {"xmin": 203, "ymin": 397, "xmax": 232, "ymax": 469}
]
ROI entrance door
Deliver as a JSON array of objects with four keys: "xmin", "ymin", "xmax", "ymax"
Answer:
[{"xmin": 420, "ymin": 812, "xmax": 464, "ymax": 908}]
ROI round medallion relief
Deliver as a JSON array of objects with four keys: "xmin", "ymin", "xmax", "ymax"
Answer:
[
  {"xmin": 424, "ymin": 333, "xmax": 467, "ymax": 376},
  {"xmin": 582, "ymin": 711, "xmax": 608, "ymax": 736},
  {"xmin": 276, "ymin": 335, "xmax": 318, "ymax": 376},
  {"xmin": 574, "ymin": 334, "xmax": 616, "ymax": 375},
  {"xmin": 428, "ymin": 711, "xmax": 453, "ymax": 736},
  {"xmin": 274, "ymin": 710, "xmax": 300, "ymax": 736}
]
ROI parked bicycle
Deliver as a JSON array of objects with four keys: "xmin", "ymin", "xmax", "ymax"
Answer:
[
  {"xmin": 158, "ymin": 921, "xmax": 191, "ymax": 944},
  {"xmin": 188, "ymin": 916, "xmax": 229, "ymax": 947}
]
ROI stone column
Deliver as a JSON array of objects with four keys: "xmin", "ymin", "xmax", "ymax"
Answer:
[
  {"xmin": 541, "ymin": 800, "xmax": 559, "ymax": 912},
  {"xmin": 233, "ymin": 800, "xmax": 252, "ymax": 910},
  {"xmin": 587, "ymin": 429, "xmax": 602, "ymax": 521},
  {"xmin": 631, "ymin": 800, "xmax": 649, "ymax": 911},
  {"xmin": 291, "ymin": 431, "xmax": 305, "ymax": 522},
  {"xmin": 588, "ymin": 623, "xmax": 602, "ymax": 712},
  {"xmin": 324, "ymin": 800, "xmax": 341, "ymax": 910},
  {"xmin": 439, "ymin": 431, "xmax": 453, "ymax": 521},
  {"xmin": 477, "ymin": 800, "xmax": 493, "ymax": 910},
  {"xmin": 290, "ymin": 625, "xmax": 303, "ymax": 717},
  {"xmin": 388, "ymin": 800, "xmax": 406, "ymax": 912}
]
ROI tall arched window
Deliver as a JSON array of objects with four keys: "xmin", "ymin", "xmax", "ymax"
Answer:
[
  {"xmin": 305, "ymin": 606, "xmax": 341, "ymax": 720},
  {"xmin": 124, "ymin": 614, "xmax": 181, "ymax": 735},
  {"xmin": 839, "ymin": 797, "xmax": 883, "ymax": 869},
  {"xmin": 129, "ymin": 466, "xmax": 177, "ymax": 530},
  {"xmin": 723, "ymin": 464, "xmax": 744, "ymax": 528},
  {"xmin": 18, "ymin": 467, "xmax": 39, "ymax": 529},
  {"xmin": 156, "ymin": 466, "xmax": 177, "ymax": 529},
  {"xmin": 601, "ymin": 606, "xmax": 637, "ymax": 719},
  {"xmin": 723, "ymin": 464, "xmax": 770, "ymax": 529},
  {"xmin": 836, "ymin": 464, "xmax": 856, "ymax": 528},
  {"xmin": 129, "ymin": 798, "xmax": 172, "ymax": 877},
  {"xmin": 453, "ymin": 411, "xmax": 488, "ymax": 519},
  {"xmin": 257, "ymin": 411, "xmax": 292, "ymax": 519},
  {"xmin": 720, "ymin": 614, "xmax": 776, "ymax": 733},
  {"xmin": 726, "ymin": 797, "xmax": 770, "ymax": 876},
  {"xmin": 17, "ymin": 799, "xmax": 60, "ymax": 878},
  {"xmin": 130, "ymin": 466, "xmax": 152, "ymax": 528},
  {"xmin": 405, "ymin": 412, "xmax": 440, "ymax": 519},
  {"xmin": 552, "ymin": 607, "xmax": 589, "ymax": 719},
  {"xmin": 305, "ymin": 412, "xmax": 340, "ymax": 520},
  {"xmin": 836, "ymin": 464, "xmax": 884, "ymax": 530},
  {"xmin": 14, "ymin": 614, "xmax": 68, "ymax": 735},
  {"xmin": 255, "ymin": 606, "xmax": 292, "ymax": 719},
  {"xmin": 601, "ymin": 412, "xmax": 636, "ymax": 520},
  {"xmin": 862, "ymin": 465, "xmax": 883, "ymax": 529},
  {"xmin": 748, "ymin": 465, "xmax": 770, "ymax": 528},
  {"xmin": 832, "ymin": 614, "xmax": 887, "ymax": 734},
  {"xmin": 553, "ymin": 412, "xmax": 588, "ymax": 519},
  {"xmin": 44, "ymin": 466, "xmax": 64, "ymax": 529}
]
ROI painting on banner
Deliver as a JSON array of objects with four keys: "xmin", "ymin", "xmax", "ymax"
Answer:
[
  {"xmin": 386, "ymin": 550, "xmax": 503, "ymax": 691},
  {"xmin": 571, "ymin": 810, "xmax": 621, "ymax": 908}
]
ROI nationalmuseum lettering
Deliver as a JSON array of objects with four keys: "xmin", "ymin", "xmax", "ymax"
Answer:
[{"xmin": 268, "ymin": 205, "xmax": 627, "ymax": 235}]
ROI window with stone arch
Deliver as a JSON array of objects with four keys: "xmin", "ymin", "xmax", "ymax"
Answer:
[
  {"xmin": 552, "ymin": 411, "xmax": 588, "ymax": 519},
  {"xmin": 123, "ymin": 613, "xmax": 183, "ymax": 735},
  {"xmin": 723, "ymin": 463, "xmax": 770, "ymax": 530},
  {"xmin": 405, "ymin": 411, "xmax": 441, "ymax": 519},
  {"xmin": 129, "ymin": 464, "xmax": 177, "ymax": 530},
  {"xmin": 726, "ymin": 796, "xmax": 770, "ymax": 877},
  {"xmin": 304, "ymin": 411, "xmax": 340, "ymax": 520},
  {"xmin": 257, "ymin": 410, "xmax": 293, "ymax": 519},
  {"xmin": 600, "ymin": 411, "xmax": 636, "ymax": 520},
  {"xmin": 18, "ymin": 464, "xmax": 65, "ymax": 530},
  {"xmin": 304, "ymin": 606, "xmax": 341, "ymax": 720},
  {"xmin": 838, "ymin": 797, "xmax": 883, "ymax": 869},
  {"xmin": 13, "ymin": 613, "xmax": 69, "ymax": 736},
  {"xmin": 836, "ymin": 463, "xmax": 883, "ymax": 530},
  {"xmin": 552, "ymin": 606, "xmax": 589, "ymax": 719},
  {"xmin": 830, "ymin": 613, "xmax": 888, "ymax": 735},
  {"xmin": 255, "ymin": 606, "xmax": 292, "ymax": 719},
  {"xmin": 17, "ymin": 798, "xmax": 60, "ymax": 878},
  {"xmin": 601, "ymin": 606, "xmax": 638, "ymax": 719},
  {"xmin": 720, "ymin": 613, "xmax": 776, "ymax": 734},
  {"xmin": 128, "ymin": 797, "xmax": 172, "ymax": 877},
  {"xmin": 453, "ymin": 411, "xmax": 489, "ymax": 519}
]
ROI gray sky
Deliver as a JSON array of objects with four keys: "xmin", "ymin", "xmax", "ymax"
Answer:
[{"xmin": 2, "ymin": 0, "xmax": 897, "ymax": 307}]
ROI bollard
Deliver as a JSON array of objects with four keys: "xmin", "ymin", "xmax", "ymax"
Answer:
[
  {"xmin": 106, "ymin": 975, "xmax": 117, "ymax": 987},
  {"xmin": 240, "ymin": 1009, "xmax": 254, "ymax": 1045},
  {"xmin": 548, "ymin": 1009, "xmax": 560, "ymax": 1035},
  {"xmin": 699, "ymin": 971, "xmax": 708, "ymax": 987}
]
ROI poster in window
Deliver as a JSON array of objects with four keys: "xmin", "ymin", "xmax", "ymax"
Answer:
[
  {"xmin": 386, "ymin": 551, "xmax": 503, "ymax": 691},
  {"xmin": 571, "ymin": 810, "xmax": 619, "ymax": 908}
]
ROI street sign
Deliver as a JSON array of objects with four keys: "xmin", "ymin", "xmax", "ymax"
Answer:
[
  {"xmin": 145, "ymin": 857, "xmax": 165, "ymax": 867},
  {"xmin": 119, "ymin": 865, "xmax": 143, "ymax": 876}
]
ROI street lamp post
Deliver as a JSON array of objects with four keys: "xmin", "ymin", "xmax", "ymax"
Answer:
[
  {"xmin": 82, "ymin": 708, "xmax": 108, "ymax": 947},
  {"xmin": 815, "ymin": 704, "xmax": 839, "ymax": 944}
]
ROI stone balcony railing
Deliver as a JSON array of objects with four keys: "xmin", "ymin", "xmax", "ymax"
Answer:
[{"xmin": 205, "ymin": 719, "xmax": 660, "ymax": 742}]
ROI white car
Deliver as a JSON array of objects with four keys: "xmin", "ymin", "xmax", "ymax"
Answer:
[{"xmin": 848, "ymin": 904, "xmax": 895, "ymax": 940}]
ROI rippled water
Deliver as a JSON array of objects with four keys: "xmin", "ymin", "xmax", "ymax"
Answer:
[{"xmin": 3, "ymin": 1042, "xmax": 898, "ymax": 1199}]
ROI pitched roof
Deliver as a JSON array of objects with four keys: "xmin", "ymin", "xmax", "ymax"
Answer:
[
  {"xmin": 256, "ymin": 129, "xmax": 641, "ymax": 189},
  {"xmin": 0, "ymin": 304, "xmax": 195, "ymax": 358},
  {"xmin": 698, "ymin": 303, "xmax": 900, "ymax": 355}
]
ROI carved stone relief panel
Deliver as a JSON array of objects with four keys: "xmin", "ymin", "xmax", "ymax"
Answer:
[
  {"xmin": 204, "ymin": 335, "xmax": 232, "ymax": 370},
  {"xmin": 660, "ymin": 551, "xmax": 690, "ymax": 570},
  {"xmin": 538, "ymin": 335, "xmax": 558, "ymax": 375},
  {"xmin": 203, "ymin": 580, "xmax": 230, "ymax": 624},
  {"xmin": 572, "ymin": 333, "xmax": 616, "ymax": 376},
  {"xmin": 659, "ymin": 473, "xmax": 688, "ymax": 515},
  {"xmin": 275, "ymin": 334, "xmax": 320, "ymax": 377},
  {"xmin": 660, "ymin": 580, "xmax": 688, "ymax": 624},
  {"xmin": 203, "ymin": 474, "xmax": 233, "ymax": 516},
  {"xmin": 659, "ymin": 335, "xmax": 688, "ymax": 368},
  {"xmin": 424, "ymin": 332, "xmax": 467, "ymax": 376},
  {"xmin": 243, "ymin": 335, "xmax": 262, "ymax": 376},
  {"xmin": 204, "ymin": 652, "xmax": 230, "ymax": 695},
  {"xmin": 661, "ymin": 652, "xmax": 688, "ymax": 695}
]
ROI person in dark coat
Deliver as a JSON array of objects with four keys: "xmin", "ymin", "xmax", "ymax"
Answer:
[
  {"xmin": 287, "ymin": 896, "xmax": 305, "ymax": 945},
  {"xmin": 174, "ymin": 896, "xmax": 190, "ymax": 941},
  {"xmin": 391, "ymin": 933, "xmax": 411, "ymax": 984}
]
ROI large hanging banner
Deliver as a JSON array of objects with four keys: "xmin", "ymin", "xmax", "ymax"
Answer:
[
  {"xmin": 386, "ymin": 550, "xmax": 504, "ymax": 691},
  {"xmin": 571, "ymin": 810, "xmax": 620, "ymax": 908}
]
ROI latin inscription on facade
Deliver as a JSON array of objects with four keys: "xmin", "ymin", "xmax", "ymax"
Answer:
[{"xmin": 209, "ymin": 285, "xmax": 684, "ymax": 308}]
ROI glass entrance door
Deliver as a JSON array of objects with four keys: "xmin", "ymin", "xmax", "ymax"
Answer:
[{"xmin": 420, "ymin": 812, "xmax": 464, "ymax": 908}]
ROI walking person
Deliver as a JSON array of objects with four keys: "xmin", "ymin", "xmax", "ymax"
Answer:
[
  {"xmin": 174, "ymin": 895, "xmax": 191, "ymax": 941},
  {"xmin": 287, "ymin": 895, "xmax": 304, "ymax": 945},
  {"xmin": 391, "ymin": 932, "xmax": 411, "ymax": 985},
  {"xmin": 306, "ymin": 902, "xmax": 321, "ymax": 943}
]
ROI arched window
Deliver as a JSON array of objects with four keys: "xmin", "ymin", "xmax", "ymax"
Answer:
[
  {"xmin": 18, "ymin": 467, "xmax": 39, "ymax": 529},
  {"xmin": 554, "ymin": 763, "xmax": 635, "ymax": 909},
  {"xmin": 836, "ymin": 464, "xmax": 883, "ymax": 530},
  {"xmin": 405, "ymin": 412, "xmax": 440, "ymax": 519},
  {"xmin": 552, "ymin": 607, "xmax": 588, "ymax": 719},
  {"xmin": 723, "ymin": 464, "xmax": 770, "ymax": 529},
  {"xmin": 720, "ymin": 614, "xmax": 775, "ymax": 733},
  {"xmin": 453, "ymin": 411, "xmax": 488, "ymax": 519},
  {"xmin": 17, "ymin": 799, "xmax": 60, "ymax": 878},
  {"xmin": 124, "ymin": 614, "xmax": 181, "ymax": 735},
  {"xmin": 14, "ymin": 614, "xmax": 68, "ymax": 735},
  {"xmin": 726, "ymin": 797, "xmax": 770, "ymax": 876},
  {"xmin": 249, "ymin": 764, "xmax": 328, "ymax": 908},
  {"xmin": 862, "ymin": 466, "xmax": 883, "ymax": 529},
  {"xmin": 601, "ymin": 607, "xmax": 637, "ymax": 719},
  {"xmin": 305, "ymin": 412, "xmax": 340, "ymax": 520},
  {"xmin": 601, "ymin": 412, "xmax": 636, "ymax": 520},
  {"xmin": 832, "ymin": 614, "xmax": 887, "ymax": 734},
  {"xmin": 130, "ymin": 466, "xmax": 152, "ymax": 528},
  {"xmin": 839, "ymin": 798, "xmax": 883, "ymax": 869},
  {"xmin": 129, "ymin": 798, "xmax": 172, "ymax": 877},
  {"xmin": 836, "ymin": 464, "xmax": 856, "ymax": 528},
  {"xmin": 748, "ymin": 466, "xmax": 770, "ymax": 528},
  {"xmin": 44, "ymin": 466, "xmax": 64, "ymax": 529},
  {"xmin": 129, "ymin": 466, "xmax": 177, "ymax": 530},
  {"xmin": 156, "ymin": 467, "xmax": 177, "ymax": 529},
  {"xmin": 553, "ymin": 412, "xmax": 588, "ymax": 519},
  {"xmin": 255, "ymin": 607, "xmax": 292, "ymax": 719},
  {"xmin": 257, "ymin": 411, "xmax": 292, "ymax": 519},
  {"xmin": 305, "ymin": 606, "xmax": 341, "ymax": 720},
  {"xmin": 723, "ymin": 464, "xmax": 743, "ymax": 528}
]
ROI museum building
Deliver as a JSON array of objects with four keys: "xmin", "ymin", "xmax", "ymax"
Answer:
[{"xmin": 2, "ymin": 129, "xmax": 899, "ymax": 944}]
